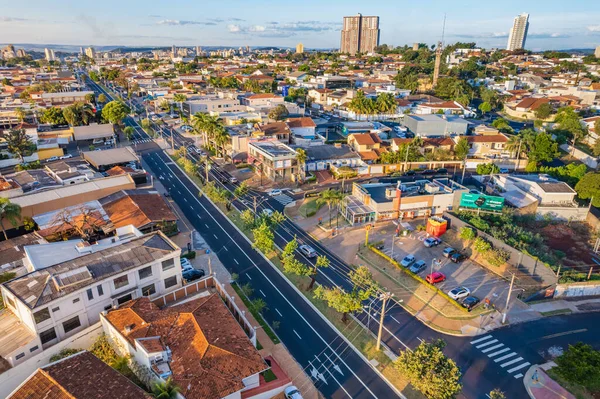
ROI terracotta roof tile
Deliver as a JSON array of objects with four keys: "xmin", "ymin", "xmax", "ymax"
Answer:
[{"xmin": 286, "ymin": 117, "xmax": 316, "ymax": 129}]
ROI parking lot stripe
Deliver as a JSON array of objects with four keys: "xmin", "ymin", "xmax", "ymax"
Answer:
[
  {"xmin": 470, "ymin": 335, "xmax": 493, "ymax": 345},
  {"xmin": 488, "ymin": 347, "xmax": 511, "ymax": 357},
  {"xmin": 507, "ymin": 362, "xmax": 530, "ymax": 373},
  {"xmin": 476, "ymin": 339, "xmax": 499, "ymax": 349},
  {"xmin": 514, "ymin": 373, "xmax": 524, "ymax": 379},
  {"xmin": 481, "ymin": 343, "xmax": 504, "ymax": 353},
  {"xmin": 494, "ymin": 352, "xmax": 517, "ymax": 362},
  {"xmin": 500, "ymin": 357, "xmax": 523, "ymax": 368}
]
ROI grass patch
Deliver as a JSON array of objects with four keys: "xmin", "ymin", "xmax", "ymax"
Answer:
[
  {"xmin": 231, "ymin": 282, "xmax": 281, "ymax": 345},
  {"xmin": 547, "ymin": 368, "xmax": 597, "ymax": 399},
  {"xmin": 298, "ymin": 197, "xmax": 324, "ymax": 218},
  {"xmin": 261, "ymin": 368, "xmax": 278, "ymax": 382},
  {"xmin": 256, "ymin": 340, "xmax": 263, "ymax": 350},
  {"xmin": 540, "ymin": 308, "xmax": 573, "ymax": 317}
]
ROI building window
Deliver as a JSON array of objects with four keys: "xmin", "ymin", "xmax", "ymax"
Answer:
[
  {"xmin": 33, "ymin": 308, "xmax": 51, "ymax": 324},
  {"xmin": 40, "ymin": 327, "xmax": 57, "ymax": 345},
  {"xmin": 113, "ymin": 275, "xmax": 129, "ymax": 290},
  {"xmin": 72, "ymin": 298, "xmax": 80, "ymax": 304},
  {"xmin": 30, "ymin": 346, "xmax": 39, "ymax": 353},
  {"xmin": 164, "ymin": 275, "xmax": 177, "ymax": 289},
  {"xmin": 138, "ymin": 266, "xmax": 153, "ymax": 280},
  {"xmin": 15, "ymin": 353, "xmax": 25, "ymax": 360},
  {"xmin": 162, "ymin": 258, "xmax": 175, "ymax": 271},
  {"xmin": 141, "ymin": 283, "xmax": 156, "ymax": 296},
  {"xmin": 52, "ymin": 306, "xmax": 60, "ymax": 312},
  {"xmin": 5, "ymin": 296, "xmax": 15, "ymax": 309},
  {"xmin": 62, "ymin": 316, "xmax": 81, "ymax": 334},
  {"xmin": 97, "ymin": 285, "xmax": 104, "ymax": 296},
  {"xmin": 104, "ymin": 305, "xmax": 112, "ymax": 311},
  {"xmin": 87, "ymin": 289, "xmax": 94, "ymax": 301},
  {"xmin": 117, "ymin": 294, "xmax": 133, "ymax": 305}
]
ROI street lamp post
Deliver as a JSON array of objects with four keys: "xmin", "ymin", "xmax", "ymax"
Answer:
[{"xmin": 430, "ymin": 257, "xmax": 438, "ymax": 276}]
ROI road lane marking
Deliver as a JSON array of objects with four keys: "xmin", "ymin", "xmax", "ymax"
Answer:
[
  {"xmin": 245, "ymin": 272, "xmax": 250, "ymax": 279},
  {"xmin": 481, "ymin": 344, "xmax": 504, "ymax": 353},
  {"xmin": 183, "ymin": 198, "xmax": 188, "ymax": 202},
  {"xmin": 205, "ymin": 224, "xmax": 209, "ymax": 228},
  {"xmin": 488, "ymin": 347, "xmax": 511, "ymax": 357},
  {"xmin": 494, "ymin": 352, "xmax": 517, "ymax": 362},
  {"xmin": 275, "ymin": 308, "xmax": 282, "ymax": 317},
  {"xmin": 476, "ymin": 339, "xmax": 499, "ymax": 349},
  {"xmin": 234, "ymin": 259, "xmax": 240, "ymax": 265},
  {"xmin": 470, "ymin": 335, "xmax": 493, "ymax": 344},
  {"xmin": 538, "ymin": 329, "xmax": 587, "ymax": 341},
  {"xmin": 293, "ymin": 330, "xmax": 302, "ymax": 339},
  {"xmin": 514, "ymin": 373, "xmax": 524, "ymax": 379},
  {"xmin": 213, "ymin": 234, "xmax": 218, "ymax": 239},
  {"xmin": 223, "ymin": 247, "xmax": 229, "ymax": 252},
  {"xmin": 500, "ymin": 357, "xmax": 523, "ymax": 368},
  {"xmin": 507, "ymin": 362, "xmax": 530, "ymax": 373},
  {"xmin": 390, "ymin": 315, "xmax": 400, "ymax": 323},
  {"xmin": 259, "ymin": 290, "xmax": 266, "ymax": 298}
]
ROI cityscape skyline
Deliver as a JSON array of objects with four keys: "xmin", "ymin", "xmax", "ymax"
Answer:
[{"xmin": 1, "ymin": 0, "xmax": 600, "ymax": 50}]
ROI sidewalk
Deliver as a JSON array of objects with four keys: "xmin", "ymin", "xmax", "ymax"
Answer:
[{"xmin": 524, "ymin": 365, "xmax": 575, "ymax": 399}]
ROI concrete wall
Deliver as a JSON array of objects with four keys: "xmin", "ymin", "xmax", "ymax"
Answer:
[
  {"xmin": 443, "ymin": 212, "xmax": 559, "ymax": 285},
  {"xmin": 559, "ymin": 144, "xmax": 598, "ymax": 169},
  {"xmin": 554, "ymin": 282, "xmax": 600, "ymax": 298},
  {"xmin": 0, "ymin": 323, "xmax": 102, "ymax": 399},
  {"xmin": 536, "ymin": 206, "xmax": 589, "ymax": 222}
]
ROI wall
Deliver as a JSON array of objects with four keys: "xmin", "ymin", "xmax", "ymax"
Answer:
[
  {"xmin": 559, "ymin": 144, "xmax": 598, "ymax": 169},
  {"xmin": 0, "ymin": 323, "xmax": 102, "ymax": 399},
  {"xmin": 443, "ymin": 212, "xmax": 559, "ymax": 285},
  {"xmin": 554, "ymin": 282, "xmax": 600, "ymax": 298},
  {"xmin": 536, "ymin": 206, "xmax": 589, "ymax": 222}
]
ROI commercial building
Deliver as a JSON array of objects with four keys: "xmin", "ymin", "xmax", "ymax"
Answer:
[
  {"xmin": 248, "ymin": 140, "xmax": 298, "ymax": 181},
  {"xmin": 82, "ymin": 147, "xmax": 139, "ymax": 171},
  {"xmin": 403, "ymin": 114, "xmax": 469, "ymax": 137},
  {"xmin": 0, "ymin": 227, "xmax": 182, "ymax": 368},
  {"xmin": 296, "ymin": 43, "xmax": 304, "ymax": 54},
  {"xmin": 182, "ymin": 96, "xmax": 246, "ymax": 118},
  {"xmin": 342, "ymin": 179, "xmax": 468, "ymax": 225},
  {"xmin": 340, "ymin": 14, "xmax": 380, "ymax": 55},
  {"xmin": 507, "ymin": 13, "xmax": 530, "ymax": 51}
]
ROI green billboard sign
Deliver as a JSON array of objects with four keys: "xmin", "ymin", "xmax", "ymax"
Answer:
[{"xmin": 459, "ymin": 193, "xmax": 505, "ymax": 212}]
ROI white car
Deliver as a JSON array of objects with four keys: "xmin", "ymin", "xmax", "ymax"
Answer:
[
  {"xmin": 46, "ymin": 156, "xmax": 59, "ymax": 162},
  {"xmin": 400, "ymin": 255, "xmax": 416, "ymax": 268},
  {"xmin": 229, "ymin": 177, "xmax": 238, "ymax": 184},
  {"xmin": 284, "ymin": 386, "xmax": 303, "ymax": 399},
  {"xmin": 180, "ymin": 258, "xmax": 193, "ymax": 271},
  {"xmin": 448, "ymin": 286, "xmax": 470, "ymax": 300},
  {"xmin": 59, "ymin": 154, "xmax": 73, "ymax": 159},
  {"xmin": 268, "ymin": 189, "xmax": 282, "ymax": 196},
  {"xmin": 299, "ymin": 245, "xmax": 317, "ymax": 258},
  {"xmin": 262, "ymin": 209, "xmax": 274, "ymax": 217}
]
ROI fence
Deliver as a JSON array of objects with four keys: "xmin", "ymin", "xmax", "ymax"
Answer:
[
  {"xmin": 559, "ymin": 144, "xmax": 598, "ymax": 169},
  {"xmin": 554, "ymin": 281, "xmax": 600, "ymax": 298},
  {"xmin": 443, "ymin": 212, "xmax": 559, "ymax": 286}
]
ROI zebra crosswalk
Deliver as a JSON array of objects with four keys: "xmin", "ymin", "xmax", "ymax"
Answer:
[
  {"xmin": 470, "ymin": 335, "xmax": 531, "ymax": 379},
  {"xmin": 131, "ymin": 138, "xmax": 154, "ymax": 145},
  {"xmin": 272, "ymin": 194, "xmax": 294, "ymax": 206}
]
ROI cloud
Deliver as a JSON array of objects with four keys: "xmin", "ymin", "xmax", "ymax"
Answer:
[
  {"xmin": 116, "ymin": 34, "xmax": 195, "ymax": 41},
  {"xmin": 148, "ymin": 14, "xmax": 164, "ymax": 18},
  {"xmin": 587, "ymin": 25, "xmax": 600, "ymax": 32},
  {"xmin": 451, "ymin": 32, "xmax": 508, "ymax": 39},
  {"xmin": 208, "ymin": 17, "xmax": 245, "ymax": 23},
  {"xmin": 156, "ymin": 19, "xmax": 216, "ymax": 26},
  {"xmin": 227, "ymin": 20, "xmax": 340, "ymax": 38},
  {"xmin": 0, "ymin": 16, "xmax": 29, "ymax": 22},
  {"xmin": 528, "ymin": 32, "xmax": 570, "ymax": 39}
]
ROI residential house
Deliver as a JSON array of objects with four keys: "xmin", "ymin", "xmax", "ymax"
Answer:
[
  {"xmin": 287, "ymin": 71, "xmax": 308, "ymax": 84},
  {"xmin": 403, "ymin": 114, "xmax": 469, "ymax": 137},
  {"xmin": 308, "ymin": 88, "xmax": 332, "ymax": 105},
  {"xmin": 241, "ymin": 93, "xmax": 284, "ymax": 110},
  {"xmin": 0, "ymin": 228, "xmax": 182, "ymax": 368},
  {"xmin": 304, "ymin": 144, "xmax": 361, "ymax": 172},
  {"xmin": 582, "ymin": 115, "xmax": 599, "ymax": 144},
  {"xmin": 458, "ymin": 132, "xmax": 509, "ymax": 158},
  {"xmin": 347, "ymin": 133, "xmax": 387, "ymax": 163},
  {"xmin": 416, "ymin": 101, "xmax": 466, "ymax": 115},
  {"xmin": 248, "ymin": 140, "xmax": 298, "ymax": 181},
  {"xmin": 254, "ymin": 122, "xmax": 291, "ymax": 143}
]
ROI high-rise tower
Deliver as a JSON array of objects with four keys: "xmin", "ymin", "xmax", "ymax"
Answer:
[
  {"xmin": 340, "ymin": 14, "xmax": 380, "ymax": 55},
  {"xmin": 507, "ymin": 13, "xmax": 530, "ymax": 51}
]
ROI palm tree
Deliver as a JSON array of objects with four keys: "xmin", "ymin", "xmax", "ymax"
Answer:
[
  {"xmin": 317, "ymin": 189, "xmax": 342, "ymax": 228},
  {"xmin": 173, "ymin": 93, "xmax": 187, "ymax": 112},
  {"xmin": 151, "ymin": 378, "xmax": 180, "ymax": 399},
  {"xmin": 213, "ymin": 125, "xmax": 230, "ymax": 158},
  {"xmin": 14, "ymin": 107, "xmax": 26, "ymax": 123},
  {"xmin": 295, "ymin": 148, "xmax": 307, "ymax": 182},
  {"xmin": 0, "ymin": 198, "xmax": 22, "ymax": 240}
]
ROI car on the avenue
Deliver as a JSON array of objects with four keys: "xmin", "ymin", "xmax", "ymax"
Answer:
[
  {"xmin": 450, "ymin": 252, "xmax": 467, "ymax": 263},
  {"xmin": 299, "ymin": 244, "xmax": 317, "ymax": 258},
  {"xmin": 423, "ymin": 237, "xmax": 441, "ymax": 247},
  {"xmin": 448, "ymin": 286, "xmax": 470, "ymax": 300},
  {"xmin": 284, "ymin": 386, "xmax": 303, "ymax": 399},
  {"xmin": 262, "ymin": 209, "xmax": 274, "ymax": 217},
  {"xmin": 183, "ymin": 268, "xmax": 206, "ymax": 282},
  {"xmin": 443, "ymin": 247, "xmax": 457, "ymax": 258},
  {"xmin": 59, "ymin": 154, "xmax": 73, "ymax": 159},
  {"xmin": 268, "ymin": 189, "xmax": 282, "ymax": 196},
  {"xmin": 228, "ymin": 177, "xmax": 238, "ymax": 184},
  {"xmin": 400, "ymin": 255, "xmax": 416, "ymax": 268},
  {"xmin": 409, "ymin": 260, "xmax": 427, "ymax": 274},
  {"xmin": 426, "ymin": 272, "xmax": 446, "ymax": 284},
  {"xmin": 461, "ymin": 296, "xmax": 481, "ymax": 311}
]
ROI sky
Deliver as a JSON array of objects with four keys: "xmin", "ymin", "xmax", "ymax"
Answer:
[{"xmin": 1, "ymin": 0, "xmax": 600, "ymax": 51}]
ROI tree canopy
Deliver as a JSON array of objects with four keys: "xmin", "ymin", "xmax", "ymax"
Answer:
[
  {"xmin": 101, "ymin": 101, "xmax": 130, "ymax": 125},
  {"xmin": 575, "ymin": 173, "xmax": 600, "ymax": 207}
]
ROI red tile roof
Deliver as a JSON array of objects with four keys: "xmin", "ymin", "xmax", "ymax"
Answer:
[
  {"xmin": 286, "ymin": 117, "xmax": 316, "ymax": 129},
  {"xmin": 463, "ymin": 134, "xmax": 508, "ymax": 143},
  {"xmin": 103, "ymin": 193, "xmax": 177, "ymax": 230},
  {"xmin": 349, "ymin": 133, "xmax": 382, "ymax": 146}
]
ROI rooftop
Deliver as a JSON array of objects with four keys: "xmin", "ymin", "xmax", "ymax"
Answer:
[
  {"xmin": 304, "ymin": 144, "xmax": 358, "ymax": 160},
  {"xmin": 104, "ymin": 295, "xmax": 267, "ymax": 399},
  {"xmin": 100, "ymin": 190, "xmax": 177, "ymax": 230},
  {"xmin": 250, "ymin": 140, "xmax": 296, "ymax": 157},
  {"xmin": 82, "ymin": 147, "xmax": 139, "ymax": 169},
  {"xmin": 72, "ymin": 123, "xmax": 114, "ymax": 141}
]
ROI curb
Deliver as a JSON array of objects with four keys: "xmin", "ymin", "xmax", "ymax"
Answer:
[{"xmin": 167, "ymin": 151, "xmax": 407, "ymax": 399}]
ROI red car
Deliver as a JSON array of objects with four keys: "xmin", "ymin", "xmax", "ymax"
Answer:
[{"xmin": 426, "ymin": 272, "xmax": 446, "ymax": 284}]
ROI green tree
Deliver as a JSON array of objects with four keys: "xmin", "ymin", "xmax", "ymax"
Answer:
[
  {"xmin": 295, "ymin": 148, "xmax": 307, "ymax": 181},
  {"xmin": 478, "ymin": 101, "xmax": 492, "ymax": 116},
  {"xmin": 234, "ymin": 181, "xmax": 249, "ymax": 198},
  {"xmin": 282, "ymin": 236, "xmax": 299, "ymax": 259},
  {"xmin": 268, "ymin": 104, "xmax": 289, "ymax": 121},
  {"xmin": 308, "ymin": 255, "xmax": 330, "ymax": 290},
  {"xmin": 476, "ymin": 163, "xmax": 500, "ymax": 175},
  {"xmin": 488, "ymin": 389, "xmax": 506, "ymax": 399},
  {"xmin": 575, "ymin": 172, "xmax": 600, "ymax": 207},
  {"xmin": 317, "ymin": 189, "xmax": 343, "ymax": 228},
  {"xmin": 492, "ymin": 118, "xmax": 514, "ymax": 134},
  {"xmin": 554, "ymin": 343, "xmax": 600, "ymax": 390},
  {"xmin": 40, "ymin": 107, "xmax": 67, "ymax": 125},
  {"xmin": 394, "ymin": 339, "xmax": 462, "ymax": 399},
  {"xmin": 97, "ymin": 93, "xmax": 107, "ymax": 103},
  {"xmin": 349, "ymin": 265, "xmax": 378, "ymax": 299},
  {"xmin": 173, "ymin": 93, "xmax": 187, "ymax": 111},
  {"xmin": 252, "ymin": 221, "xmax": 275, "ymax": 253},
  {"xmin": 453, "ymin": 137, "xmax": 470, "ymax": 160},
  {"xmin": 14, "ymin": 107, "xmax": 27, "ymax": 122},
  {"xmin": 554, "ymin": 107, "xmax": 587, "ymax": 149},
  {"xmin": 250, "ymin": 298, "xmax": 268, "ymax": 314},
  {"xmin": 123, "ymin": 126, "xmax": 134, "ymax": 140},
  {"xmin": 240, "ymin": 209, "xmax": 256, "ymax": 230},
  {"xmin": 151, "ymin": 378, "xmax": 180, "ymax": 399},
  {"xmin": 0, "ymin": 198, "xmax": 22, "ymax": 240},
  {"xmin": 534, "ymin": 102, "xmax": 553, "ymax": 120},
  {"xmin": 313, "ymin": 285, "xmax": 363, "ymax": 323},
  {"xmin": 0, "ymin": 128, "xmax": 36, "ymax": 163},
  {"xmin": 459, "ymin": 226, "xmax": 476, "ymax": 241},
  {"xmin": 102, "ymin": 101, "xmax": 130, "ymax": 125}
]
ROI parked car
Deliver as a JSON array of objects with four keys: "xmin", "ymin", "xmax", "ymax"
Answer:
[
  {"xmin": 299, "ymin": 244, "xmax": 317, "ymax": 258},
  {"xmin": 59, "ymin": 154, "xmax": 73, "ymax": 159},
  {"xmin": 262, "ymin": 209, "xmax": 274, "ymax": 217},
  {"xmin": 409, "ymin": 260, "xmax": 427, "ymax": 274},
  {"xmin": 183, "ymin": 268, "xmax": 205, "ymax": 282},
  {"xmin": 423, "ymin": 237, "xmax": 441, "ymax": 247},
  {"xmin": 448, "ymin": 286, "xmax": 470, "ymax": 300},
  {"xmin": 268, "ymin": 189, "xmax": 282, "ymax": 196},
  {"xmin": 426, "ymin": 272, "xmax": 446, "ymax": 284},
  {"xmin": 436, "ymin": 168, "xmax": 448, "ymax": 174},
  {"xmin": 46, "ymin": 156, "xmax": 59, "ymax": 162},
  {"xmin": 404, "ymin": 170, "xmax": 416, "ymax": 176},
  {"xmin": 420, "ymin": 169, "xmax": 436, "ymax": 176},
  {"xmin": 284, "ymin": 386, "xmax": 303, "ymax": 399},
  {"xmin": 180, "ymin": 258, "xmax": 192, "ymax": 269},
  {"xmin": 229, "ymin": 177, "xmax": 238, "ymax": 184},
  {"xmin": 450, "ymin": 252, "xmax": 467, "ymax": 263},
  {"xmin": 400, "ymin": 255, "xmax": 416, "ymax": 268},
  {"xmin": 442, "ymin": 247, "xmax": 457, "ymax": 258},
  {"xmin": 461, "ymin": 296, "xmax": 480, "ymax": 311},
  {"xmin": 499, "ymin": 168, "xmax": 509, "ymax": 174}
]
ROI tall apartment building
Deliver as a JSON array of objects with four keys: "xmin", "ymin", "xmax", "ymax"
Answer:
[
  {"xmin": 340, "ymin": 14, "xmax": 380, "ymax": 55},
  {"xmin": 44, "ymin": 48, "xmax": 56, "ymax": 62},
  {"xmin": 506, "ymin": 13, "xmax": 530, "ymax": 51},
  {"xmin": 595, "ymin": 45, "xmax": 600, "ymax": 59},
  {"xmin": 296, "ymin": 42, "xmax": 304, "ymax": 54},
  {"xmin": 84, "ymin": 47, "xmax": 96, "ymax": 59}
]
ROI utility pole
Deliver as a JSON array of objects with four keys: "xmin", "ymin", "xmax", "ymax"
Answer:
[
  {"xmin": 461, "ymin": 156, "xmax": 467, "ymax": 185},
  {"xmin": 514, "ymin": 139, "xmax": 522, "ymax": 172},
  {"xmin": 208, "ymin": 257, "xmax": 213, "ymax": 276},
  {"xmin": 170, "ymin": 127, "xmax": 174, "ymax": 150},
  {"xmin": 376, "ymin": 292, "xmax": 394, "ymax": 351},
  {"xmin": 502, "ymin": 273, "xmax": 515, "ymax": 324}
]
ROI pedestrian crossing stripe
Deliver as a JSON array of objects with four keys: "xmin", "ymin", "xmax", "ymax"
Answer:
[
  {"xmin": 471, "ymin": 335, "xmax": 532, "ymax": 379},
  {"xmin": 273, "ymin": 194, "xmax": 294, "ymax": 205}
]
